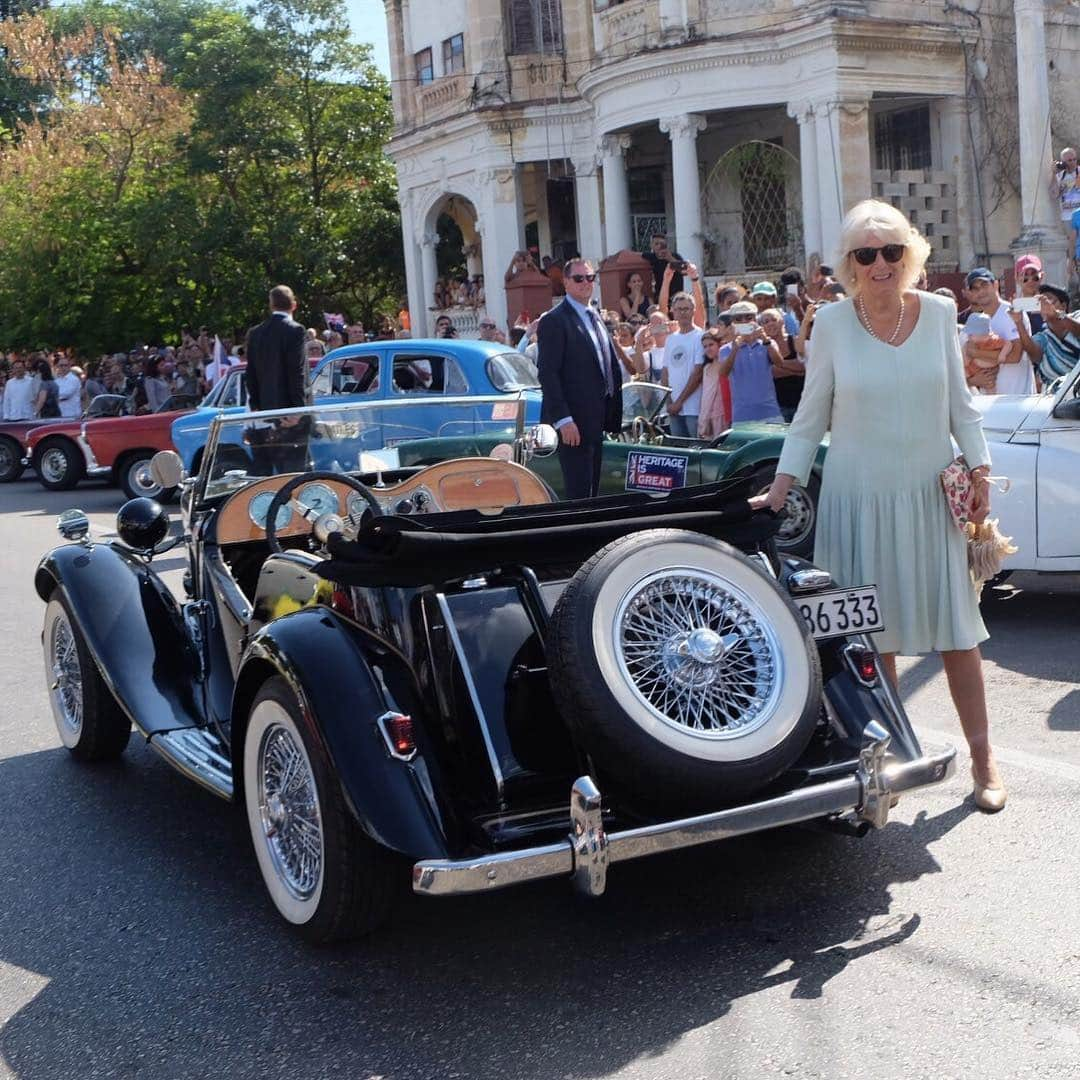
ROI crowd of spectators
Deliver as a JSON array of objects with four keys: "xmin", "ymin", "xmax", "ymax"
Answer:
[
  {"xmin": 507, "ymin": 231, "xmax": 1079, "ymax": 443},
  {"xmin": 0, "ymin": 309, "xmax": 413, "ymax": 422},
  {"xmin": 0, "ymin": 340, "xmax": 215, "ymax": 422}
]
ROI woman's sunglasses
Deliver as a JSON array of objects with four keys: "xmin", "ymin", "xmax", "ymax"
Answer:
[
  {"xmin": 850, "ymin": 244, "xmax": 905, "ymax": 266},
  {"xmin": 569, "ymin": 273, "xmax": 597, "ymax": 283}
]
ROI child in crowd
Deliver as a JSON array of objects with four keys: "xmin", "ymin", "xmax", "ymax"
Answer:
[{"xmin": 963, "ymin": 312, "xmax": 1010, "ymax": 394}]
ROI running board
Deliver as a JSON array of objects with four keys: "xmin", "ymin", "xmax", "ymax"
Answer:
[{"xmin": 150, "ymin": 728, "xmax": 234, "ymax": 800}]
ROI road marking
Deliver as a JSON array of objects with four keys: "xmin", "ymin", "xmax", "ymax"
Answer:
[{"xmin": 918, "ymin": 725, "xmax": 1080, "ymax": 783}]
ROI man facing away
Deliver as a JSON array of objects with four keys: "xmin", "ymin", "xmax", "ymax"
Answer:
[
  {"xmin": 245, "ymin": 284, "xmax": 309, "ymax": 473},
  {"xmin": 537, "ymin": 258, "xmax": 623, "ymax": 500}
]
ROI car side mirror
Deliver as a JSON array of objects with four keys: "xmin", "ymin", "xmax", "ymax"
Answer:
[
  {"xmin": 527, "ymin": 424, "xmax": 558, "ymax": 459},
  {"xmin": 150, "ymin": 449, "xmax": 186, "ymax": 488},
  {"xmin": 1051, "ymin": 397, "xmax": 1080, "ymax": 421}
]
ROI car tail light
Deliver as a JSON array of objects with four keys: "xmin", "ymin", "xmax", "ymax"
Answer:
[
  {"xmin": 379, "ymin": 712, "xmax": 417, "ymax": 761},
  {"xmin": 844, "ymin": 644, "xmax": 878, "ymax": 686}
]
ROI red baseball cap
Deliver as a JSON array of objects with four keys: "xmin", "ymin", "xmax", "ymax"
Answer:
[{"xmin": 1015, "ymin": 254, "xmax": 1043, "ymax": 276}]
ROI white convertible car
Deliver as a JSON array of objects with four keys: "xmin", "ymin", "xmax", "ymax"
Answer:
[{"xmin": 974, "ymin": 356, "xmax": 1080, "ymax": 573}]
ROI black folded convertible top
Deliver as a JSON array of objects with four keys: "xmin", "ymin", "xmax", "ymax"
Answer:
[{"xmin": 317, "ymin": 476, "xmax": 781, "ymax": 587}]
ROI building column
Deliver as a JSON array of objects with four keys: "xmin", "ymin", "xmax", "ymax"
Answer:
[
  {"xmin": 477, "ymin": 165, "xmax": 524, "ymax": 332},
  {"xmin": 571, "ymin": 152, "xmax": 605, "ymax": 265},
  {"xmin": 660, "ymin": 113, "xmax": 706, "ymax": 273},
  {"xmin": 600, "ymin": 133, "xmax": 633, "ymax": 255},
  {"xmin": 1010, "ymin": 0, "xmax": 1067, "ymax": 282},
  {"xmin": 788, "ymin": 102, "xmax": 822, "ymax": 268},
  {"xmin": 938, "ymin": 95, "xmax": 976, "ymax": 269},
  {"xmin": 813, "ymin": 98, "xmax": 871, "ymax": 263},
  {"xmin": 397, "ymin": 188, "xmax": 426, "ymax": 336},
  {"xmin": 418, "ymin": 228, "xmax": 439, "ymax": 338}
]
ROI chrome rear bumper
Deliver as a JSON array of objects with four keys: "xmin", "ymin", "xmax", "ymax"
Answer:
[{"xmin": 412, "ymin": 738, "xmax": 956, "ymax": 898}]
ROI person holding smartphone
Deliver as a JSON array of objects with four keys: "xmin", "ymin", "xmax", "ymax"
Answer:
[{"xmin": 715, "ymin": 300, "xmax": 784, "ymax": 424}]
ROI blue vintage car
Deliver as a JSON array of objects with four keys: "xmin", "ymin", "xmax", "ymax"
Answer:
[{"xmin": 170, "ymin": 339, "xmax": 541, "ymax": 472}]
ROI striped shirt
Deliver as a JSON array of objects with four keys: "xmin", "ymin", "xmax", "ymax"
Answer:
[{"xmin": 1032, "ymin": 325, "xmax": 1080, "ymax": 383}]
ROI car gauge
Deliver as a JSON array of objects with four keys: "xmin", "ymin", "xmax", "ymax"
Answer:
[
  {"xmin": 297, "ymin": 482, "xmax": 338, "ymax": 517},
  {"xmin": 248, "ymin": 490, "xmax": 294, "ymax": 530},
  {"xmin": 347, "ymin": 491, "xmax": 382, "ymax": 519}
]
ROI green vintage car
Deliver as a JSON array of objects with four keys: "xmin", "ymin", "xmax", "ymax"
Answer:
[{"xmin": 390, "ymin": 384, "xmax": 825, "ymax": 558}]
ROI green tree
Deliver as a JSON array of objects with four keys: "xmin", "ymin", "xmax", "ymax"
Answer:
[{"xmin": 0, "ymin": 0, "xmax": 403, "ymax": 352}]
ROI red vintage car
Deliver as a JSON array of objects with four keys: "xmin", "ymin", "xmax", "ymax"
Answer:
[
  {"xmin": 0, "ymin": 394, "xmax": 130, "ymax": 483},
  {"xmin": 25, "ymin": 393, "xmax": 200, "ymax": 499}
]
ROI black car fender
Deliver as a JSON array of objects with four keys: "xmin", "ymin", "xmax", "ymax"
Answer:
[
  {"xmin": 35, "ymin": 543, "xmax": 204, "ymax": 736},
  {"xmin": 233, "ymin": 607, "xmax": 450, "ymax": 860}
]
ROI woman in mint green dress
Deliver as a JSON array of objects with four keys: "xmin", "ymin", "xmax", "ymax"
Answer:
[{"xmin": 753, "ymin": 200, "xmax": 1005, "ymax": 812}]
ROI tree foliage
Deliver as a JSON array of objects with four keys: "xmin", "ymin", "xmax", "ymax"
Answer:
[{"xmin": 0, "ymin": 0, "xmax": 402, "ymax": 352}]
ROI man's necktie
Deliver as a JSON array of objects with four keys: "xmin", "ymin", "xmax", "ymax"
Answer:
[{"xmin": 589, "ymin": 309, "xmax": 615, "ymax": 396}]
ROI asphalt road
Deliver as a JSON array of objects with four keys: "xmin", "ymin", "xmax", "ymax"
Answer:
[{"xmin": 0, "ymin": 478, "xmax": 1078, "ymax": 1080}]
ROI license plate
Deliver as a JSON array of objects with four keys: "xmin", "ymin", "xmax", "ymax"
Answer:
[{"xmin": 796, "ymin": 585, "xmax": 884, "ymax": 640}]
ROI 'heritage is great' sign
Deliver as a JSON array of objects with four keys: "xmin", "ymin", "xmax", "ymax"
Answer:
[{"xmin": 625, "ymin": 449, "xmax": 689, "ymax": 493}]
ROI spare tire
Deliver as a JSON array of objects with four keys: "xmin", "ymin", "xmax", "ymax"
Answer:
[{"xmin": 547, "ymin": 528, "xmax": 822, "ymax": 805}]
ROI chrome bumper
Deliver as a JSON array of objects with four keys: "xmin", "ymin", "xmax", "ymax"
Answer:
[{"xmin": 412, "ymin": 738, "xmax": 956, "ymax": 898}]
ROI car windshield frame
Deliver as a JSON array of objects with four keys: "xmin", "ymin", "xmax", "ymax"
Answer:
[
  {"xmin": 485, "ymin": 351, "xmax": 540, "ymax": 392},
  {"xmin": 1049, "ymin": 353, "xmax": 1080, "ymax": 408},
  {"xmin": 622, "ymin": 380, "xmax": 672, "ymax": 425},
  {"xmin": 195, "ymin": 393, "xmax": 530, "ymax": 506}
]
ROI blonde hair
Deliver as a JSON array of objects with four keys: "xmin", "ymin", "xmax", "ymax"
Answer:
[{"xmin": 835, "ymin": 199, "xmax": 931, "ymax": 295}]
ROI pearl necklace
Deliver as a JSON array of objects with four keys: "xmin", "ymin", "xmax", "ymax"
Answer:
[{"xmin": 857, "ymin": 293, "xmax": 906, "ymax": 345}]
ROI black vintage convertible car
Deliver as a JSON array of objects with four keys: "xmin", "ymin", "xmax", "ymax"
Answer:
[{"xmin": 37, "ymin": 396, "xmax": 955, "ymax": 942}]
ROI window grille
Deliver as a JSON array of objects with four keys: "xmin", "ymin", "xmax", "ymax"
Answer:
[
  {"xmin": 507, "ymin": 0, "xmax": 564, "ymax": 54},
  {"xmin": 874, "ymin": 106, "xmax": 932, "ymax": 172},
  {"xmin": 738, "ymin": 142, "xmax": 791, "ymax": 271}
]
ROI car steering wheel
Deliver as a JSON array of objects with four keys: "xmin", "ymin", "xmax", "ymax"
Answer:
[{"xmin": 263, "ymin": 470, "xmax": 383, "ymax": 555}]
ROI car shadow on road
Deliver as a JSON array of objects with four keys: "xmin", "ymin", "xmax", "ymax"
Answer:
[
  {"xmin": 0, "ymin": 740, "xmax": 977, "ymax": 1080},
  {"xmin": 0, "ymin": 479, "xmax": 118, "ymax": 517}
]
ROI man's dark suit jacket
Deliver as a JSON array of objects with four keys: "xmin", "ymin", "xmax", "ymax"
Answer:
[
  {"xmin": 245, "ymin": 312, "xmax": 307, "ymax": 411},
  {"xmin": 537, "ymin": 299, "xmax": 622, "ymax": 441}
]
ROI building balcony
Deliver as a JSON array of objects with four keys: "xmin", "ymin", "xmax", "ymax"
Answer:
[
  {"xmin": 415, "ymin": 72, "xmax": 470, "ymax": 126},
  {"xmin": 594, "ymin": 0, "xmax": 660, "ymax": 59}
]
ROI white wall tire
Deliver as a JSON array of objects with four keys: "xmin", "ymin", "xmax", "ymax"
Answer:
[
  {"xmin": 547, "ymin": 530, "xmax": 822, "ymax": 805},
  {"xmin": 42, "ymin": 594, "xmax": 130, "ymax": 760},
  {"xmin": 242, "ymin": 677, "xmax": 396, "ymax": 941}
]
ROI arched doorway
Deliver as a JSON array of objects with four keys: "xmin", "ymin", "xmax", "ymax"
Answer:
[
  {"xmin": 701, "ymin": 140, "xmax": 803, "ymax": 276},
  {"xmin": 421, "ymin": 193, "xmax": 483, "ymax": 333}
]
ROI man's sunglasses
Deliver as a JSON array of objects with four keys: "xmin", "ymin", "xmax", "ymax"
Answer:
[
  {"xmin": 569, "ymin": 273, "xmax": 597, "ymax": 283},
  {"xmin": 479, "ymin": 323, "xmax": 496, "ymax": 329},
  {"xmin": 850, "ymin": 244, "xmax": 906, "ymax": 266}
]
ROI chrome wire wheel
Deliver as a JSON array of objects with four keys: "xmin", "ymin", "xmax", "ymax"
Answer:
[
  {"xmin": 615, "ymin": 568, "xmax": 783, "ymax": 741},
  {"xmin": 256, "ymin": 717, "xmax": 324, "ymax": 904},
  {"xmin": 40, "ymin": 447, "xmax": 69, "ymax": 485},
  {"xmin": 48, "ymin": 607, "xmax": 83, "ymax": 738}
]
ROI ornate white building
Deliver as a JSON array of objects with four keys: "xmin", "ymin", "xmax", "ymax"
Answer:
[{"xmin": 384, "ymin": 0, "xmax": 1080, "ymax": 333}]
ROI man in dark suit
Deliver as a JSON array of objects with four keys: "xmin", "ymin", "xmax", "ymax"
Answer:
[
  {"xmin": 537, "ymin": 259, "xmax": 622, "ymax": 499},
  {"xmin": 245, "ymin": 284, "xmax": 309, "ymax": 473}
]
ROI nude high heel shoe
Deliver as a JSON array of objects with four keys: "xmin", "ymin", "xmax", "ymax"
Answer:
[{"xmin": 972, "ymin": 762, "xmax": 1007, "ymax": 813}]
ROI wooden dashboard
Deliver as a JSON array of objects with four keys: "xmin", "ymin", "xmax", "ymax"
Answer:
[{"xmin": 215, "ymin": 458, "xmax": 554, "ymax": 545}]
